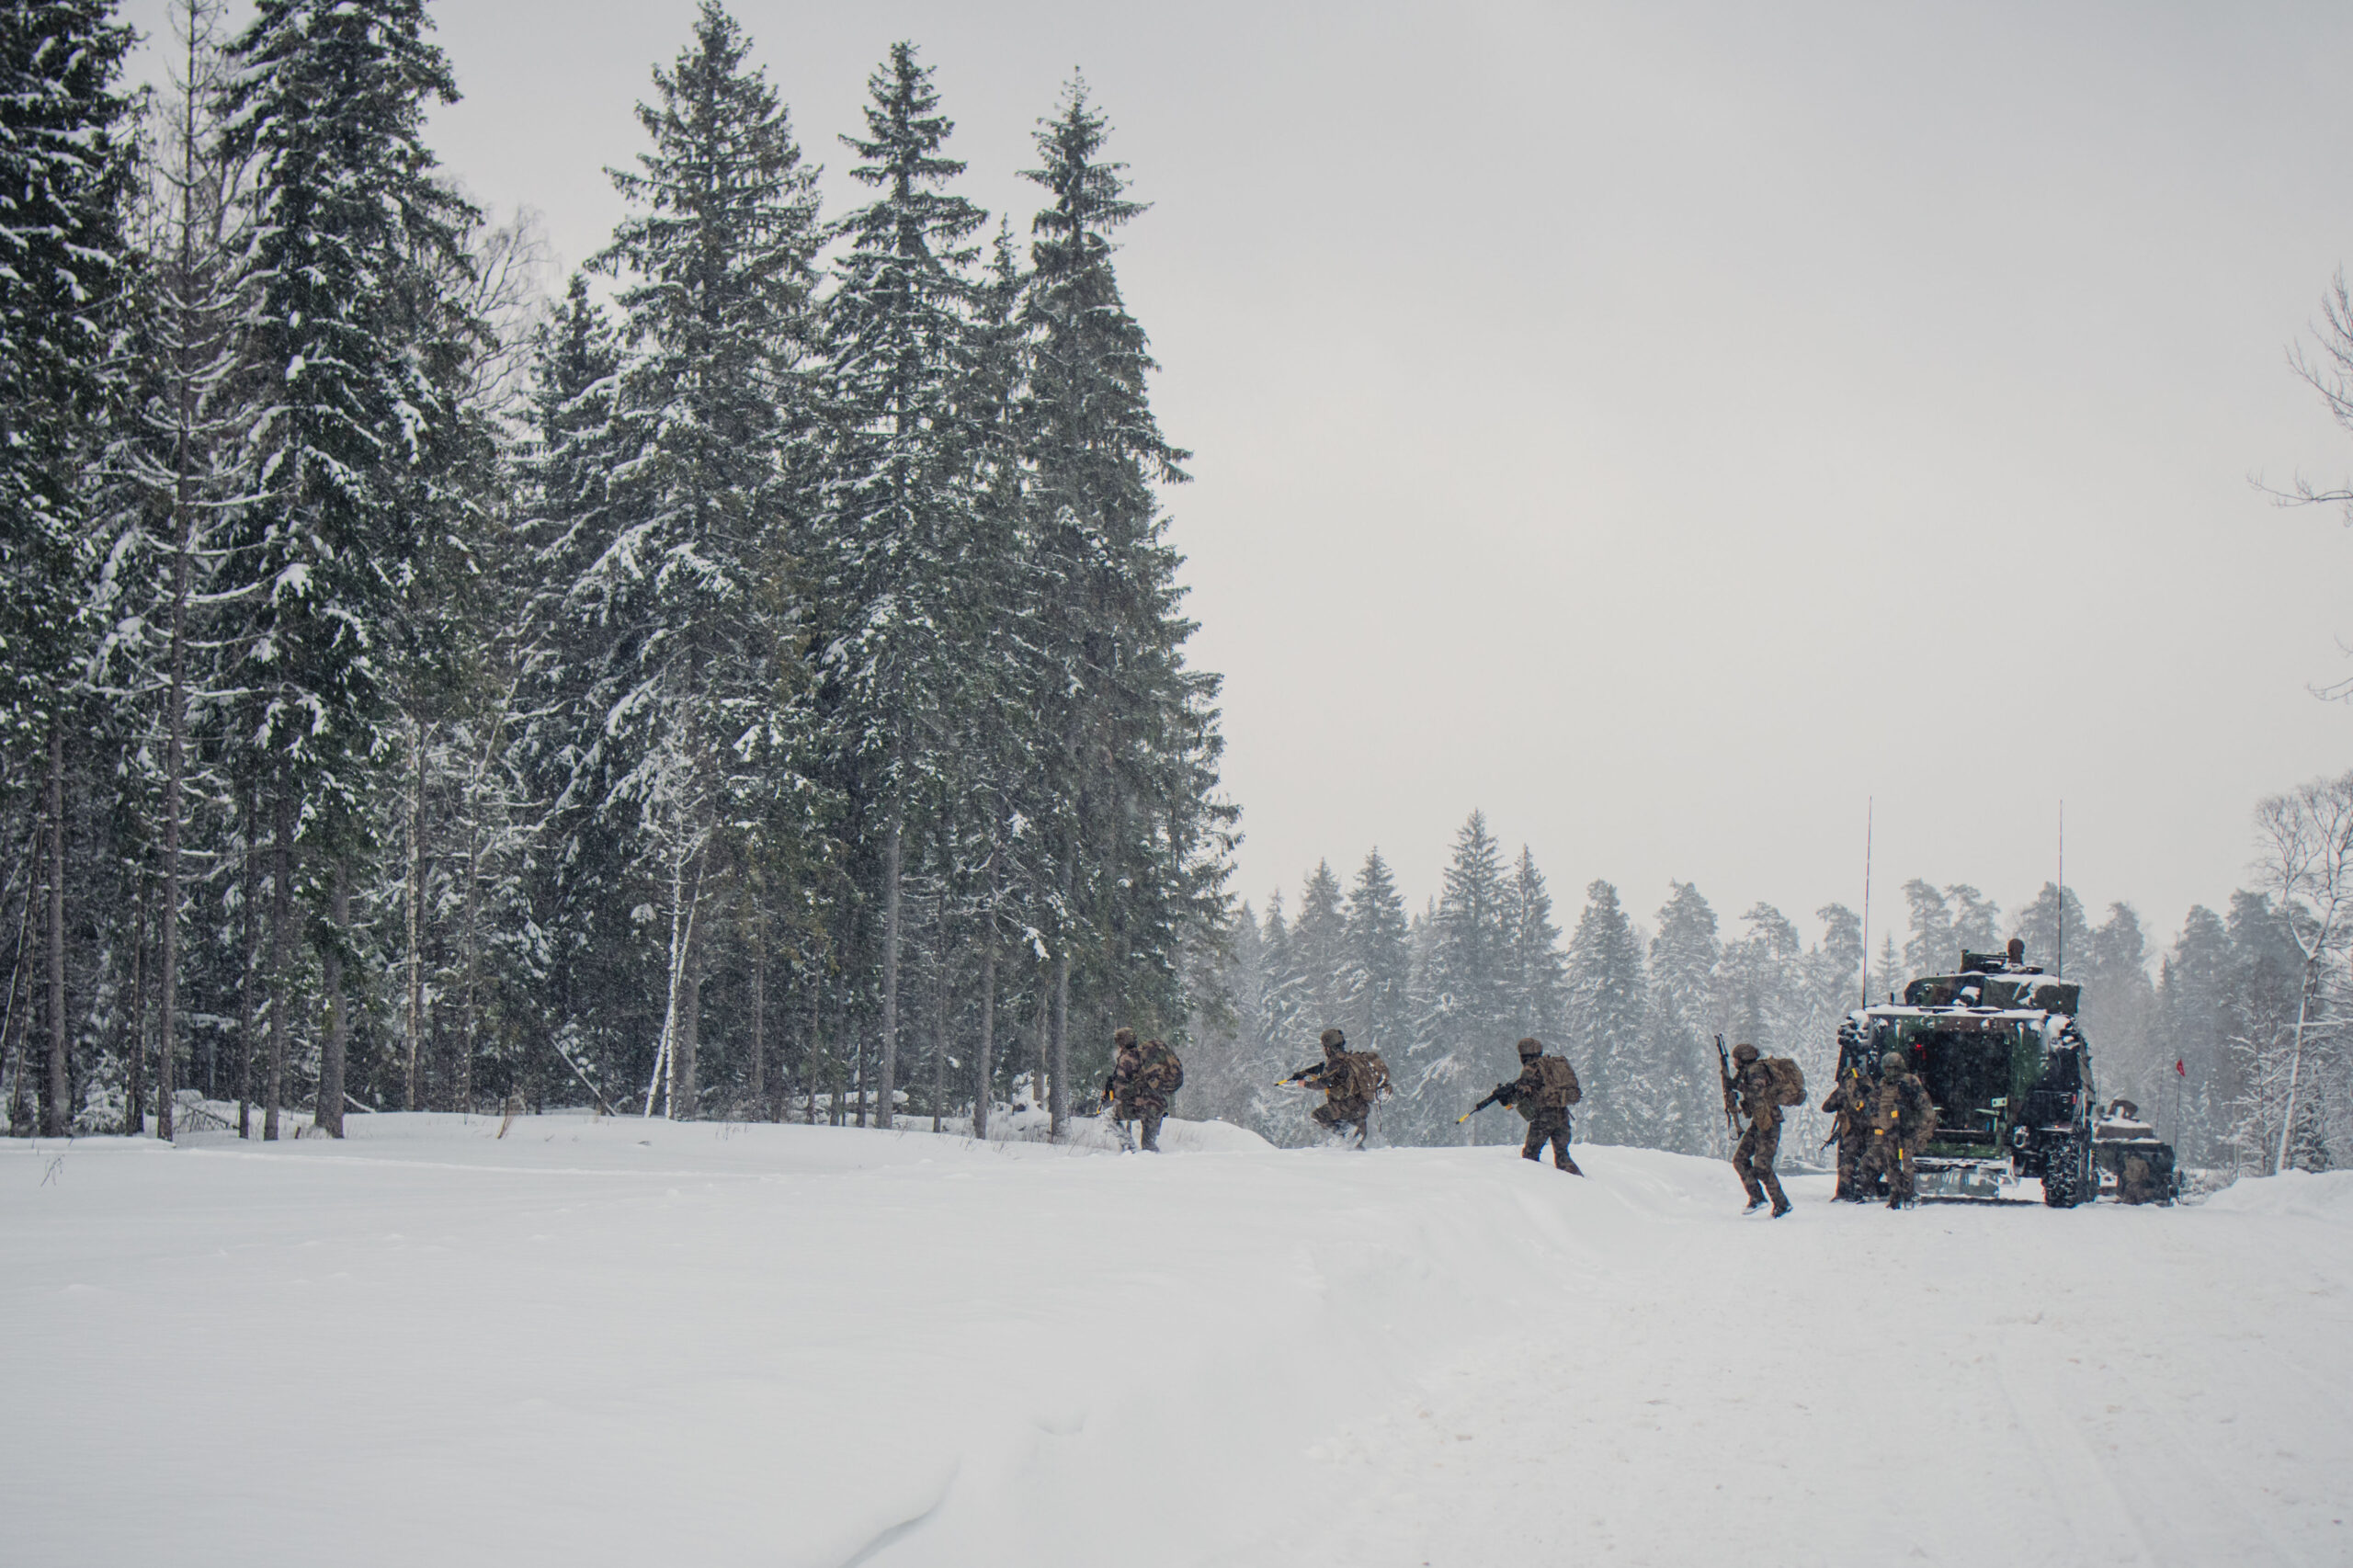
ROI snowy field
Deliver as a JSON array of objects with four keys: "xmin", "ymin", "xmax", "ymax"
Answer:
[{"xmin": 3, "ymin": 1115, "xmax": 2347, "ymax": 1568}]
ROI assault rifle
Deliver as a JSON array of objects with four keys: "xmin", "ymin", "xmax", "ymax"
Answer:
[
  {"xmin": 1274, "ymin": 1061, "xmax": 1331, "ymax": 1090},
  {"xmin": 1456, "ymin": 1078, "xmax": 1523, "ymax": 1125},
  {"xmin": 1714, "ymin": 1033, "xmax": 1740, "ymax": 1140}
]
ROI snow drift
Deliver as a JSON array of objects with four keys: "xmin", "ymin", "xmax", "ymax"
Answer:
[{"xmin": 2, "ymin": 1118, "xmax": 2345, "ymax": 1567}]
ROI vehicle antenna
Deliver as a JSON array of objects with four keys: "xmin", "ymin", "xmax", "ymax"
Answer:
[
  {"xmin": 2055, "ymin": 800, "xmax": 2064, "ymax": 979},
  {"xmin": 1859, "ymin": 797, "xmax": 1873, "ymax": 1008}
]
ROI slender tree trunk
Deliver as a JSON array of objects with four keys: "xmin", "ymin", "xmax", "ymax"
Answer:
[
  {"xmin": 931, "ymin": 896, "xmax": 948, "ymax": 1135},
  {"xmin": 265, "ymin": 781, "xmax": 292, "ymax": 1141},
  {"xmin": 44, "ymin": 720, "xmax": 68, "ymax": 1138},
  {"xmin": 674, "ymin": 935, "xmax": 699, "ymax": 1120},
  {"xmin": 406, "ymin": 722, "xmax": 425, "ymax": 1111},
  {"xmin": 317, "ymin": 863, "xmax": 347, "ymax": 1137},
  {"xmin": 457, "ymin": 833, "xmax": 483, "ymax": 1118},
  {"xmin": 973, "ymin": 948, "xmax": 995, "ymax": 1140},
  {"xmin": 1050, "ymin": 949, "xmax": 1070, "ymax": 1139},
  {"xmin": 236, "ymin": 810, "xmax": 256, "ymax": 1138},
  {"xmin": 878, "ymin": 776, "xmax": 904, "ymax": 1131},
  {"xmin": 2274, "ymin": 960, "xmax": 2318, "ymax": 1176},
  {"xmin": 123, "ymin": 876, "xmax": 147, "ymax": 1135},
  {"xmin": 5, "ymin": 911, "xmax": 31, "ymax": 1135},
  {"xmin": 748, "ymin": 916, "xmax": 766, "ymax": 1118}
]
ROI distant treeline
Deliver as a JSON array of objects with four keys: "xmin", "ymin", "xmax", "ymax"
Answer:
[
  {"xmin": 1188, "ymin": 806, "xmax": 2347, "ymax": 1172},
  {"xmin": 0, "ymin": 2, "xmax": 1226, "ymax": 1140}
]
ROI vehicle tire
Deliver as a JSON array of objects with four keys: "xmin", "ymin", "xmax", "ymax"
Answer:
[{"xmin": 2043, "ymin": 1138, "xmax": 2091, "ymax": 1208}]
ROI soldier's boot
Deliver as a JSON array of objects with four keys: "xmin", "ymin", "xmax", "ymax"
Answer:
[
  {"xmin": 1764, "ymin": 1170, "xmax": 1791, "ymax": 1217},
  {"xmin": 1741, "ymin": 1183, "xmax": 1768, "ymax": 1212},
  {"xmin": 1556, "ymin": 1153, "xmax": 1584, "ymax": 1176}
]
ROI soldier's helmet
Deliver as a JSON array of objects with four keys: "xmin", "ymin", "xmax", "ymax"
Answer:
[
  {"xmin": 1881, "ymin": 1050, "xmax": 1905, "ymax": 1074},
  {"xmin": 1516, "ymin": 1036, "xmax": 1543, "ymax": 1059},
  {"xmin": 1319, "ymin": 1027, "xmax": 1346, "ymax": 1053},
  {"xmin": 1113, "ymin": 1027, "xmax": 1137, "ymax": 1050},
  {"xmin": 1732, "ymin": 1042, "xmax": 1759, "ymax": 1064}
]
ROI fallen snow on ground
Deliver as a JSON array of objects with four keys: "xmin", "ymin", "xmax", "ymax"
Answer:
[{"xmin": 2, "ymin": 1117, "xmax": 2346, "ymax": 1567}]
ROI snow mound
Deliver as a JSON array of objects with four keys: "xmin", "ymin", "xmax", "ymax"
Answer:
[
  {"xmin": 2200, "ymin": 1166, "xmax": 2353, "ymax": 1222},
  {"xmin": 6, "ymin": 1120, "xmax": 2348, "ymax": 1567}
]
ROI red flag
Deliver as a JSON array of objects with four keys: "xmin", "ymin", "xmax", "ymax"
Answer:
[{"xmin": 2175, "ymin": 1059, "xmax": 2187, "ymax": 1076}]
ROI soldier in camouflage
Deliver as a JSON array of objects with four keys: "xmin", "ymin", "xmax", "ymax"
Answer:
[
  {"xmin": 1821, "ymin": 1062, "xmax": 1874, "ymax": 1202},
  {"xmin": 1728, "ymin": 1042, "xmax": 1791, "ymax": 1217},
  {"xmin": 1859, "ymin": 1048, "xmax": 1938, "ymax": 1208},
  {"xmin": 1308, "ymin": 1028, "xmax": 1381, "ymax": 1146},
  {"xmin": 1507, "ymin": 1036, "xmax": 1584, "ymax": 1174},
  {"xmin": 1104, "ymin": 1027, "xmax": 1184, "ymax": 1152}
]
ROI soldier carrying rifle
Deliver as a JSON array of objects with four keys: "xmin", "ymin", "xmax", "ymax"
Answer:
[
  {"xmin": 1277, "ymin": 1028, "xmax": 1391, "ymax": 1146},
  {"xmin": 1461, "ymin": 1037, "xmax": 1585, "ymax": 1174}
]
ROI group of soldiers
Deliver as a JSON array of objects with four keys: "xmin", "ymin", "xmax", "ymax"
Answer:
[
  {"xmin": 1104, "ymin": 1019, "xmax": 1944, "ymax": 1216},
  {"xmin": 1815, "ymin": 1048, "xmax": 1938, "ymax": 1209},
  {"xmin": 1722, "ymin": 1039, "xmax": 1940, "ymax": 1214}
]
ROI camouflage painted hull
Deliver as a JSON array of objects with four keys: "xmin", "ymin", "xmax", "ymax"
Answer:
[{"xmin": 1911, "ymin": 1154, "xmax": 2020, "ymax": 1201}]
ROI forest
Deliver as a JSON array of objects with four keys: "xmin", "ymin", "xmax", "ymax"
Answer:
[
  {"xmin": 3, "ymin": 0, "xmax": 2347, "ymax": 1176},
  {"xmin": 1188, "ymin": 807, "xmax": 2352, "ymax": 1174}
]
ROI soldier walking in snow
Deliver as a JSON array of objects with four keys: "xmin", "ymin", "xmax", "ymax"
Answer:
[
  {"xmin": 1726, "ymin": 1042, "xmax": 1792, "ymax": 1217},
  {"xmin": 1103, "ymin": 1028, "xmax": 1185, "ymax": 1152},
  {"xmin": 1505, "ymin": 1036, "xmax": 1584, "ymax": 1174},
  {"xmin": 1859, "ymin": 1049, "xmax": 1938, "ymax": 1209},
  {"xmin": 1822, "ymin": 1061, "xmax": 1874, "ymax": 1202},
  {"xmin": 1281, "ymin": 1028, "xmax": 1390, "ymax": 1146}
]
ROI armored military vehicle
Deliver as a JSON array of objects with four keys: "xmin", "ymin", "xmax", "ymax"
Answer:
[{"xmin": 1832, "ymin": 942, "xmax": 2164, "ymax": 1205}]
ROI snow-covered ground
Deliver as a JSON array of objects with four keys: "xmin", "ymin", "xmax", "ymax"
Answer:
[{"xmin": 3, "ymin": 1114, "xmax": 2347, "ymax": 1567}]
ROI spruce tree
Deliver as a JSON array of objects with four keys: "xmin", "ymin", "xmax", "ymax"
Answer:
[
  {"xmin": 2012, "ymin": 881, "xmax": 2094, "ymax": 977},
  {"xmin": 1504, "ymin": 846, "xmax": 1566, "ymax": 1045},
  {"xmin": 1341, "ymin": 848, "xmax": 1412, "ymax": 1057},
  {"xmin": 1413, "ymin": 812, "xmax": 1513, "ymax": 1141},
  {"xmin": 1290, "ymin": 860, "xmax": 1347, "ymax": 1033},
  {"xmin": 1646, "ymin": 881, "xmax": 1721, "ymax": 1153},
  {"xmin": 223, "ymin": 0, "xmax": 477, "ymax": 1137},
  {"xmin": 1563, "ymin": 879, "xmax": 1646, "ymax": 1146},
  {"xmin": 584, "ymin": 1, "xmax": 823, "ymax": 1119},
  {"xmin": 1018, "ymin": 75, "xmax": 1224, "ymax": 1133},
  {"xmin": 0, "ymin": 0, "xmax": 134, "ymax": 763},
  {"xmin": 816, "ymin": 40, "xmax": 987, "ymax": 1128}
]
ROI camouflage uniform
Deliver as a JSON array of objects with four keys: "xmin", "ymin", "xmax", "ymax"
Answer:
[
  {"xmin": 1510, "ymin": 1040, "xmax": 1584, "ymax": 1174},
  {"xmin": 1106, "ymin": 1034, "xmax": 1183, "ymax": 1152},
  {"xmin": 1859, "ymin": 1062, "xmax": 1937, "ymax": 1207},
  {"xmin": 1821, "ymin": 1072, "xmax": 1873, "ymax": 1200},
  {"xmin": 1730, "ymin": 1051, "xmax": 1790, "ymax": 1216},
  {"xmin": 1308, "ymin": 1046, "xmax": 1379, "ymax": 1144},
  {"xmin": 1131, "ymin": 1040, "xmax": 1183, "ymax": 1151}
]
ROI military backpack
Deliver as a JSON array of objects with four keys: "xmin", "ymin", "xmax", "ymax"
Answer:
[
  {"xmin": 1761, "ymin": 1055, "xmax": 1806, "ymax": 1107},
  {"xmin": 1534, "ymin": 1054, "xmax": 1582, "ymax": 1108}
]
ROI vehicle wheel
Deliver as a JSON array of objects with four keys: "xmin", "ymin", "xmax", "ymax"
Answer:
[{"xmin": 2043, "ymin": 1139, "xmax": 2091, "ymax": 1208}]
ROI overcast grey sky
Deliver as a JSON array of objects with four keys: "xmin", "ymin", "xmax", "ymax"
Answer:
[{"xmin": 125, "ymin": 0, "xmax": 2353, "ymax": 960}]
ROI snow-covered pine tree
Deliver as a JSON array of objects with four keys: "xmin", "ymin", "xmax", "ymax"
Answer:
[
  {"xmin": 1017, "ymin": 75, "xmax": 1227, "ymax": 1135},
  {"xmin": 1717, "ymin": 902, "xmax": 1800, "ymax": 1057},
  {"xmin": 1504, "ymin": 846, "xmax": 1566, "ymax": 1047},
  {"xmin": 1, "ymin": 0, "xmax": 136, "ymax": 1137},
  {"xmin": 1899, "ymin": 879, "xmax": 1956, "ymax": 982},
  {"xmin": 2011, "ymin": 881, "xmax": 2094, "ymax": 979},
  {"xmin": 1645, "ymin": 881, "xmax": 1721, "ymax": 1154},
  {"xmin": 2084, "ymin": 902, "xmax": 2160, "ymax": 1106},
  {"xmin": 815, "ymin": 40, "xmax": 988, "ymax": 1129},
  {"xmin": 2154, "ymin": 904, "xmax": 2230, "ymax": 1163},
  {"xmin": 1289, "ymin": 860, "xmax": 1347, "ymax": 1037},
  {"xmin": 222, "ymin": 0, "xmax": 479, "ymax": 1138},
  {"xmin": 516, "ymin": 275, "xmax": 640, "ymax": 1115},
  {"xmin": 1341, "ymin": 847, "xmax": 1412, "ymax": 1061},
  {"xmin": 1562, "ymin": 879, "xmax": 1647, "ymax": 1147},
  {"xmin": 583, "ymin": 1, "xmax": 824, "ymax": 1120},
  {"xmin": 1411, "ymin": 812, "xmax": 1514, "ymax": 1142},
  {"xmin": 100, "ymin": 0, "xmax": 266, "ymax": 1139}
]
